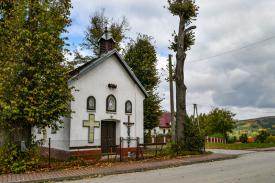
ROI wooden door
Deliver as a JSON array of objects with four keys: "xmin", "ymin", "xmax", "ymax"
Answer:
[{"xmin": 101, "ymin": 121, "xmax": 116, "ymax": 153}]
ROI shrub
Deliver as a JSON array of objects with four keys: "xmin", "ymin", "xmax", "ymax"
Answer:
[
  {"xmin": 161, "ymin": 142, "xmax": 203, "ymax": 157},
  {"xmin": 265, "ymin": 136, "xmax": 275, "ymax": 143},
  {"xmin": 239, "ymin": 134, "xmax": 248, "ymax": 143},
  {"xmin": 227, "ymin": 135, "xmax": 237, "ymax": 144},
  {"xmin": 256, "ymin": 129, "xmax": 270, "ymax": 143},
  {"xmin": 209, "ymin": 133, "xmax": 224, "ymax": 138},
  {"xmin": 144, "ymin": 132, "xmax": 152, "ymax": 143},
  {"xmin": 0, "ymin": 142, "xmax": 40, "ymax": 174},
  {"xmin": 160, "ymin": 142, "xmax": 179, "ymax": 156},
  {"xmin": 183, "ymin": 116, "xmax": 205, "ymax": 152},
  {"xmin": 162, "ymin": 116, "xmax": 205, "ymax": 156}
]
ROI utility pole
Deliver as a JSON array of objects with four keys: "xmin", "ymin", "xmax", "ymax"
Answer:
[
  {"xmin": 168, "ymin": 54, "xmax": 176, "ymax": 142},
  {"xmin": 193, "ymin": 104, "xmax": 200, "ymax": 132}
]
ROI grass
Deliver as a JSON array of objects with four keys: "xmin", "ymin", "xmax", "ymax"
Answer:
[{"xmin": 206, "ymin": 143, "xmax": 275, "ymax": 150}]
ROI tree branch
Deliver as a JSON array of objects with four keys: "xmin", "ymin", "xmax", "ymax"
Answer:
[{"xmin": 185, "ymin": 25, "xmax": 196, "ymax": 33}]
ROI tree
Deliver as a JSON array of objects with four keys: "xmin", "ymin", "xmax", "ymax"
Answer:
[
  {"xmin": 167, "ymin": 0, "xmax": 199, "ymax": 145},
  {"xmin": 124, "ymin": 34, "xmax": 162, "ymax": 131},
  {"xmin": 202, "ymin": 108, "xmax": 237, "ymax": 141},
  {"xmin": 82, "ymin": 9, "xmax": 129, "ymax": 57},
  {"xmin": 256, "ymin": 129, "xmax": 270, "ymax": 143},
  {"xmin": 0, "ymin": 0, "xmax": 73, "ymax": 143}
]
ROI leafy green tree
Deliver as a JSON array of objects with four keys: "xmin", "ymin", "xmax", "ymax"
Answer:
[
  {"xmin": 124, "ymin": 34, "xmax": 162, "ymax": 131},
  {"xmin": 82, "ymin": 9, "xmax": 129, "ymax": 57},
  {"xmin": 167, "ymin": 0, "xmax": 199, "ymax": 145},
  {"xmin": 0, "ymin": 0, "xmax": 73, "ymax": 143},
  {"xmin": 239, "ymin": 133, "xmax": 248, "ymax": 143},
  {"xmin": 256, "ymin": 129, "xmax": 270, "ymax": 143},
  {"xmin": 202, "ymin": 108, "xmax": 237, "ymax": 141}
]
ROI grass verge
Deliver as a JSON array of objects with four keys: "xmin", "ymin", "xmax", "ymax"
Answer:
[{"xmin": 206, "ymin": 143, "xmax": 275, "ymax": 150}]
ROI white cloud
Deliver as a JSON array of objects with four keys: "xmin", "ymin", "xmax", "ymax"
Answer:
[{"xmin": 68, "ymin": 0, "xmax": 275, "ymax": 119}]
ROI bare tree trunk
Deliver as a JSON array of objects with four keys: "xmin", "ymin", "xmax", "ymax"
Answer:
[{"xmin": 175, "ymin": 15, "xmax": 187, "ymax": 145}]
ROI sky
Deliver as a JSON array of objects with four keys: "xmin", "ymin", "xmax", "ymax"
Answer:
[{"xmin": 66, "ymin": 0, "xmax": 275, "ymax": 120}]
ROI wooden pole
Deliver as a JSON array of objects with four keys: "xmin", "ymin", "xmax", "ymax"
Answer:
[{"xmin": 169, "ymin": 54, "xmax": 176, "ymax": 142}]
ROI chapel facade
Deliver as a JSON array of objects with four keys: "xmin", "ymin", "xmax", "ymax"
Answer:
[{"xmin": 34, "ymin": 29, "xmax": 147, "ymax": 159}]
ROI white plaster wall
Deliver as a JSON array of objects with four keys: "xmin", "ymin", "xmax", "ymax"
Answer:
[
  {"xmin": 33, "ymin": 117, "xmax": 70, "ymax": 151},
  {"xmin": 69, "ymin": 55, "xmax": 145, "ymax": 148},
  {"xmin": 152, "ymin": 126, "xmax": 171, "ymax": 136}
]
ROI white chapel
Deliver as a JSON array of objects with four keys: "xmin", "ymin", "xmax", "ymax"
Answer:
[{"xmin": 34, "ymin": 30, "xmax": 147, "ymax": 158}]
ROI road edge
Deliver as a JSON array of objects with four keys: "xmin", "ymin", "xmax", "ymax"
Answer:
[{"xmin": 17, "ymin": 154, "xmax": 238, "ymax": 183}]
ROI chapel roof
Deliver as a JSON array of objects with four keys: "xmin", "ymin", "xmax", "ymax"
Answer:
[
  {"xmin": 69, "ymin": 49, "xmax": 148, "ymax": 97},
  {"xmin": 69, "ymin": 58, "xmax": 98, "ymax": 77}
]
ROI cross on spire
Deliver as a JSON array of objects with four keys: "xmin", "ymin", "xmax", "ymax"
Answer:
[
  {"xmin": 123, "ymin": 115, "xmax": 134, "ymax": 147},
  {"xmin": 83, "ymin": 114, "xmax": 100, "ymax": 143}
]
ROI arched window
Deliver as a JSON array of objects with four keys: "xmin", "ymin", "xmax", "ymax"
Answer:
[
  {"xmin": 87, "ymin": 96, "xmax": 96, "ymax": 110},
  {"xmin": 106, "ymin": 95, "xmax": 116, "ymax": 112},
  {"xmin": 125, "ymin": 100, "xmax": 132, "ymax": 113}
]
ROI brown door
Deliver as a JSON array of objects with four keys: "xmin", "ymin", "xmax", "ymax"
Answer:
[{"xmin": 101, "ymin": 121, "xmax": 116, "ymax": 153}]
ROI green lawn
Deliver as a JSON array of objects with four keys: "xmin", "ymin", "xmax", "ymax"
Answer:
[{"xmin": 206, "ymin": 143, "xmax": 275, "ymax": 150}]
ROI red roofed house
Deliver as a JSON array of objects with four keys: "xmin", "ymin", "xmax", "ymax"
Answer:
[{"xmin": 153, "ymin": 112, "xmax": 171, "ymax": 135}]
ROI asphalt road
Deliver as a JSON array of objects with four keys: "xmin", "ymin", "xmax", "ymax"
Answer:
[{"xmin": 62, "ymin": 151, "xmax": 275, "ymax": 183}]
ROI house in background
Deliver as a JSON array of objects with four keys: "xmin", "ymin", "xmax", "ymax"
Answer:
[
  {"xmin": 152, "ymin": 112, "xmax": 171, "ymax": 136},
  {"xmin": 34, "ymin": 29, "xmax": 148, "ymax": 159}
]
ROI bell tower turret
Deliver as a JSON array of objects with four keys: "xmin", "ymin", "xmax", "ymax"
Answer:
[{"xmin": 98, "ymin": 27, "xmax": 116, "ymax": 56}]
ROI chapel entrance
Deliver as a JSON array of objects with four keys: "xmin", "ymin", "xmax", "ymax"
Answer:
[{"xmin": 101, "ymin": 121, "xmax": 116, "ymax": 153}]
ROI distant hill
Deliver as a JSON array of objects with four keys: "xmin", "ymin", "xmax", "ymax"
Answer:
[{"xmin": 235, "ymin": 116, "xmax": 275, "ymax": 135}]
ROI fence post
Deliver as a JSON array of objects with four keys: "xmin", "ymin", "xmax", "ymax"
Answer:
[
  {"xmin": 136, "ymin": 137, "xmax": 140, "ymax": 160},
  {"xmin": 119, "ymin": 137, "xmax": 122, "ymax": 162},
  {"xmin": 48, "ymin": 138, "xmax": 51, "ymax": 169},
  {"xmin": 107, "ymin": 138, "xmax": 109, "ymax": 161},
  {"xmin": 155, "ymin": 142, "xmax": 158, "ymax": 157}
]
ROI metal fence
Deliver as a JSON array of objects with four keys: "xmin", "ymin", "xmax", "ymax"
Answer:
[
  {"xmin": 35, "ymin": 137, "xmax": 170, "ymax": 169},
  {"xmin": 0, "ymin": 135, "xmax": 206, "ymax": 170}
]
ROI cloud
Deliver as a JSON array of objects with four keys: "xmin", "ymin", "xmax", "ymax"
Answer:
[{"xmin": 68, "ymin": 0, "xmax": 275, "ymax": 119}]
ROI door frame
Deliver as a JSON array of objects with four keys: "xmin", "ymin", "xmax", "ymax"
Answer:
[{"xmin": 101, "ymin": 120, "xmax": 117, "ymax": 153}]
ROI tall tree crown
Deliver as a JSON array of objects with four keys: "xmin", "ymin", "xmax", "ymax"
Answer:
[
  {"xmin": 82, "ymin": 9, "xmax": 129, "ymax": 56},
  {"xmin": 168, "ymin": 0, "xmax": 199, "ymax": 52},
  {"xmin": 124, "ymin": 35, "xmax": 162, "ymax": 130},
  {"xmin": 0, "ymin": 0, "xmax": 73, "ymax": 141},
  {"xmin": 124, "ymin": 35, "xmax": 159, "ymax": 91}
]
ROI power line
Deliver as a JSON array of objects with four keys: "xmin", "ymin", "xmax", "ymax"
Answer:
[
  {"xmin": 188, "ymin": 103, "xmax": 275, "ymax": 114},
  {"xmin": 189, "ymin": 34, "xmax": 275, "ymax": 63}
]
